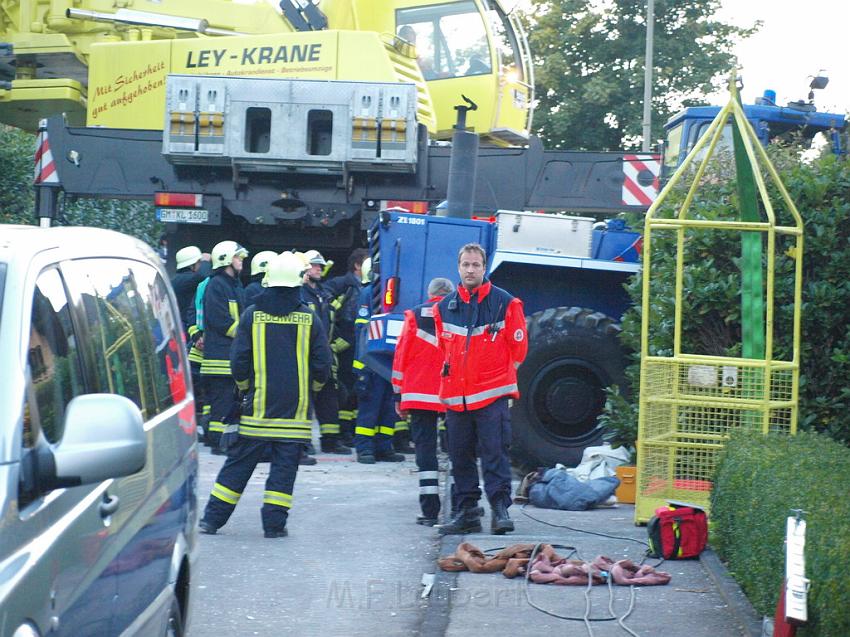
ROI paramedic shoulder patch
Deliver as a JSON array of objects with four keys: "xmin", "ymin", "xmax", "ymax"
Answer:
[{"xmin": 514, "ymin": 329, "xmax": 524, "ymax": 342}]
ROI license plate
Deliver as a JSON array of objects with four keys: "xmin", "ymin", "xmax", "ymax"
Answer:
[{"xmin": 156, "ymin": 208, "xmax": 209, "ymax": 223}]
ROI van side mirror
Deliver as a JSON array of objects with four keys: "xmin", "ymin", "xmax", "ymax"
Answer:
[{"xmin": 47, "ymin": 394, "xmax": 147, "ymax": 488}]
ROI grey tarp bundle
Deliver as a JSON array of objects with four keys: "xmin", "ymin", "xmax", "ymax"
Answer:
[{"xmin": 529, "ymin": 467, "xmax": 619, "ymax": 511}]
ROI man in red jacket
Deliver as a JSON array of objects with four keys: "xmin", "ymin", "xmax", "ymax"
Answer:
[
  {"xmin": 433, "ymin": 243, "xmax": 528, "ymax": 535},
  {"xmin": 392, "ymin": 277, "xmax": 455, "ymax": 526}
]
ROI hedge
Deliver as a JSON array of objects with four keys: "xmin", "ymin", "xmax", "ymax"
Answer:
[{"xmin": 711, "ymin": 430, "xmax": 850, "ymax": 636}]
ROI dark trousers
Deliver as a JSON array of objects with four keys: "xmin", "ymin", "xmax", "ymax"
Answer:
[
  {"xmin": 203, "ymin": 376, "xmax": 237, "ymax": 448},
  {"xmin": 190, "ymin": 361, "xmax": 205, "ymax": 415},
  {"xmin": 446, "ymin": 397, "xmax": 512, "ymax": 510},
  {"xmin": 354, "ymin": 370, "xmax": 394, "ymax": 456},
  {"xmin": 202, "ymin": 437, "xmax": 302, "ymax": 534},
  {"xmin": 410, "ymin": 410, "xmax": 440, "ymax": 518},
  {"xmin": 313, "ymin": 378, "xmax": 340, "ymax": 438},
  {"xmin": 336, "ymin": 350, "xmax": 357, "ymax": 440}
]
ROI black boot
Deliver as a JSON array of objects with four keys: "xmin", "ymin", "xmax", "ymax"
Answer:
[
  {"xmin": 438, "ymin": 507, "xmax": 483, "ymax": 535},
  {"xmin": 393, "ymin": 430, "xmax": 415, "ymax": 454},
  {"xmin": 320, "ymin": 436, "xmax": 352, "ymax": 454},
  {"xmin": 375, "ymin": 450, "xmax": 405, "ymax": 462},
  {"xmin": 490, "ymin": 501, "xmax": 514, "ymax": 535}
]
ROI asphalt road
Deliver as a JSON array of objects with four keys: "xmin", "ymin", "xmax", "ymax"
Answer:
[
  {"xmin": 188, "ymin": 441, "xmax": 760, "ymax": 637},
  {"xmin": 188, "ymin": 444, "xmax": 438, "ymax": 636}
]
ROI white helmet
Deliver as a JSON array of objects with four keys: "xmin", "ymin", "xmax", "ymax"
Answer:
[
  {"xmin": 250, "ymin": 250, "xmax": 278, "ymax": 276},
  {"xmin": 175, "ymin": 245, "xmax": 202, "ymax": 270},
  {"xmin": 292, "ymin": 251, "xmax": 310, "ymax": 270},
  {"xmin": 304, "ymin": 249, "xmax": 327, "ymax": 266},
  {"xmin": 266, "ymin": 251, "xmax": 305, "ymax": 288},
  {"xmin": 361, "ymin": 257, "xmax": 372, "ymax": 284},
  {"xmin": 211, "ymin": 240, "xmax": 248, "ymax": 270}
]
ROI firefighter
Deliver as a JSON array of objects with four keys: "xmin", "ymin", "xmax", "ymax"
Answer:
[
  {"xmin": 171, "ymin": 245, "xmax": 212, "ymax": 333},
  {"xmin": 244, "ymin": 250, "xmax": 277, "ymax": 306},
  {"xmin": 198, "ymin": 251, "xmax": 332, "ymax": 538},
  {"xmin": 434, "ymin": 243, "xmax": 528, "ymax": 535},
  {"xmin": 352, "ymin": 258, "xmax": 405, "ymax": 464},
  {"xmin": 170, "ymin": 245, "xmax": 211, "ymax": 430},
  {"xmin": 301, "ymin": 249, "xmax": 351, "ymax": 454},
  {"xmin": 201, "ymin": 240, "xmax": 248, "ymax": 453},
  {"xmin": 392, "ymin": 277, "xmax": 455, "ymax": 525},
  {"xmin": 325, "ymin": 248, "xmax": 369, "ymax": 447}
]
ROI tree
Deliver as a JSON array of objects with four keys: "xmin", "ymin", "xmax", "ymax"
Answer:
[{"xmin": 524, "ymin": 0, "xmax": 758, "ymax": 150}]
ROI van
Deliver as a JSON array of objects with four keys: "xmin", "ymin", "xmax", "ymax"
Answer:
[{"xmin": 0, "ymin": 226, "xmax": 198, "ymax": 636}]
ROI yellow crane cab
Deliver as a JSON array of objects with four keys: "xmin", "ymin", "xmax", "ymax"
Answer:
[{"xmin": 326, "ymin": 0, "xmax": 533, "ymax": 145}]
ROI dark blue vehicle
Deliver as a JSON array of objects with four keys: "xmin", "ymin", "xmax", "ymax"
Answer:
[{"xmin": 662, "ymin": 87, "xmax": 846, "ymax": 178}]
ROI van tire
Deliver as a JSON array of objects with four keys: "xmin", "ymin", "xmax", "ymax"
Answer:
[
  {"xmin": 510, "ymin": 307, "xmax": 627, "ymax": 472},
  {"xmin": 164, "ymin": 593, "xmax": 185, "ymax": 637}
]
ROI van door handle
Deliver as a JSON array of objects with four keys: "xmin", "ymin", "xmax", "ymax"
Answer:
[{"xmin": 99, "ymin": 494, "xmax": 120, "ymax": 517}]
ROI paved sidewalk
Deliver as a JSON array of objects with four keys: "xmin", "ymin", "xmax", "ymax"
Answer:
[{"xmin": 422, "ymin": 493, "xmax": 764, "ymax": 637}]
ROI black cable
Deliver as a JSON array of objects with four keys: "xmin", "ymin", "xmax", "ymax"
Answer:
[{"xmin": 520, "ymin": 503, "xmax": 651, "ymax": 548}]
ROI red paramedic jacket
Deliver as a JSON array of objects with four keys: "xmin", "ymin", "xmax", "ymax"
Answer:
[
  {"xmin": 433, "ymin": 280, "xmax": 527, "ymax": 411},
  {"xmin": 391, "ymin": 296, "xmax": 446, "ymax": 412}
]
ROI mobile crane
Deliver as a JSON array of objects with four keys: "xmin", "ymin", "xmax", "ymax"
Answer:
[{"xmin": 19, "ymin": 0, "xmax": 660, "ymax": 468}]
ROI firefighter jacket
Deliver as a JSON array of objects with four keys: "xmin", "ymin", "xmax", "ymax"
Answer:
[
  {"xmin": 301, "ymin": 281, "xmax": 333, "ymax": 334},
  {"xmin": 200, "ymin": 270, "xmax": 245, "ymax": 376},
  {"xmin": 171, "ymin": 261, "xmax": 211, "ymax": 335},
  {"xmin": 244, "ymin": 277, "xmax": 265, "ymax": 308},
  {"xmin": 392, "ymin": 296, "xmax": 446, "ymax": 412},
  {"xmin": 325, "ymin": 271, "xmax": 362, "ymax": 354},
  {"xmin": 231, "ymin": 287, "xmax": 332, "ymax": 440},
  {"xmin": 433, "ymin": 280, "xmax": 527, "ymax": 411}
]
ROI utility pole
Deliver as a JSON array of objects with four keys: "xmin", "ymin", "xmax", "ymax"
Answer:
[{"xmin": 641, "ymin": 0, "xmax": 654, "ymax": 152}]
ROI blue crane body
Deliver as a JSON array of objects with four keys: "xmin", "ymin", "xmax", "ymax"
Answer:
[{"xmin": 363, "ymin": 210, "xmax": 642, "ymax": 469}]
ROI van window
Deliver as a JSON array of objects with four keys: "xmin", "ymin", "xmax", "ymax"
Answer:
[
  {"xmin": 64, "ymin": 259, "xmax": 185, "ymax": 418},
  {"xmin": 27, "ymin": 267, "xmax": 85, "ymax": 444},
  {"xmin": 133, "ymin": 264, "xmax": 188, "ymax": 410}
]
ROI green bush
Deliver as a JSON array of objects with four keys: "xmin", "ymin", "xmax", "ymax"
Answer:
[
  {"xmin": 601, "ymin": 145, "xmax": 850, "ymax": 449},
  {"xmin": 711, "ymin": 430, "xmax": 850, "ymax": 636}
]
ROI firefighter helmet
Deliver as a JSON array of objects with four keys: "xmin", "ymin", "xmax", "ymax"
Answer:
[
  {"xmin": 304, "ymin": 249, "xmax": 327, "ymax": 266},
  {"xmin": 361, "ymin": 257, "xmax": 372, "ymax": 284},
  {"xmin": 211, "ymin": 241, "xmax": 248, "ymax": 270},
  {"xmin": 250, "ymin": 250, "xmax": 277, "ymax": 276},
  {"xmin": 175, "ymin": 245, "xmax": 202, "ymax": 270},
  {"xmin": 266, "ymin": 251, "xmax": 305, "ymax": 288}
]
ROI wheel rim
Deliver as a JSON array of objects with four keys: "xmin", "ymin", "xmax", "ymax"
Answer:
[{"xmin": 527, "ymin": 357, "xmax": 607, "ymax": 444}]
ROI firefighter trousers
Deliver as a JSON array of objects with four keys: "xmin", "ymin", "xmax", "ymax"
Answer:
[
  {"xmin": 203, "ymin": 376, "xmax": 238, "ymax": 448},
  {"xmin": 313, "ymin": 378, "xmax": 340, "ymax": 438},
  {"xmin": 336, "ymin": 349, "xmax": 357, "ymax": 440},
  {"xmin": 446, "ymin": 397, "xmax": 512, "ymax": 510},
  {"xmin": 353, "ymin": 370, "xmax": 394, "ymax": 456},
  {"xmin": 410, "ymin": 409, "xmax": 440, "ymax": 519},
  {"xmin": 202, "ymin": 437, "xmax": 302, "ymax": 534}
]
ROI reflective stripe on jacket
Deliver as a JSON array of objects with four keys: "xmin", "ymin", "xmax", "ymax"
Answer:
[
  {"xmin": 231, "ymin": 288, "xmax": 332, "ymax": 440},
  {"xmin": 433, "ymin": 280, "xmax": 527, "ymax": 411},
  {"xmin": 392, "ymin": 296, "xmax": 446, "ymax": 412},
  {"xmin": 200, "ymin": 271, "xmax": 245, "ymax": 376}
]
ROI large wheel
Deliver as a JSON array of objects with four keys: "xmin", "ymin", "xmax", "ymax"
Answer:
[{"xmin": 511, "ymin": 307, "xmax": 627, "ymax": 471}]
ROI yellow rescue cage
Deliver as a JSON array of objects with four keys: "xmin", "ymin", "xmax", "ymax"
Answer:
[{"xmin": 634, "ymin": 78, "xmax": 804, "ymax": 523}]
